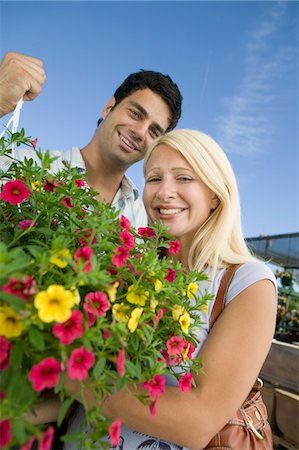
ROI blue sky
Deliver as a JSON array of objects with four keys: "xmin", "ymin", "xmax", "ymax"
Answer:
[{"xmin": 0, "ymin": 0, "xmax": 298, "ymax": 238}]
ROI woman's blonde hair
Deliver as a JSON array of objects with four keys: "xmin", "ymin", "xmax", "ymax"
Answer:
[{"xmin": 143, "ymin": 129, "xmax": 256, "ymax": 272}]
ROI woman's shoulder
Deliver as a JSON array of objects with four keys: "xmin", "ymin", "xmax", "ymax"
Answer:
[{"xmin": 226, "ymin": 260, "xmax": 277, "ymax": 303}]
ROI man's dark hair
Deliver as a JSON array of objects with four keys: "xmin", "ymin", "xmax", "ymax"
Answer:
[{"xmin": 97, "ymin": 70, "xmax": 182, "ymax": 131}]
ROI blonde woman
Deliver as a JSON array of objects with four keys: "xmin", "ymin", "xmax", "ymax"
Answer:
[{"xmin": 66, "ymin": 129, "xmax": 277, "ymax": 449}]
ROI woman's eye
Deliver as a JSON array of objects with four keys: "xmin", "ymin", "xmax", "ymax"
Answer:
[
  {"xmin": 178, "ymin": 177, "xmax": 192, "ymax": 182},
  {"xmin": 146, "ymin": 177, "xmax": 161, "ymax": 183}
]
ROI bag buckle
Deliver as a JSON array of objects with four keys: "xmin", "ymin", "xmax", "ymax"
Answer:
[{"xmin": 245, "ymin": 414, "xmax": 264, "ymax": 440}]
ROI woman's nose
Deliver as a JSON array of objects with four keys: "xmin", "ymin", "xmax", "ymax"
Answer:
[{"xmin": 156, "ymin": 180, "xmax": 176, "ymax": 200}]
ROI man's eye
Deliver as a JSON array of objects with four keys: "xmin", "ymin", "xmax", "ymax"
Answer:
[
  {"xmin": 150, "ymin": 129, "xmax": 162, "ymax": 139},
  {"xmin": 129, "ymin": 109, "xmax": 140, "ymax": 118}
]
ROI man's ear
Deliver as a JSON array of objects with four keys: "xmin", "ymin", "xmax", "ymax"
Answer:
[{"xmin": 101, "ymin": 96, "xmax": 116, "ymax": 119}]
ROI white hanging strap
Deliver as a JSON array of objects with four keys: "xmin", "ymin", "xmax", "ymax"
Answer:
[{"xmin": 0, "ymin": 99, "xmax": 24, "ymax": 158}]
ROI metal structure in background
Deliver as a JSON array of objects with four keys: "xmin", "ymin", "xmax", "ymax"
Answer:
[{"xmin": 245, "ymin": 232, "xmax": 299, "ymax": 270}]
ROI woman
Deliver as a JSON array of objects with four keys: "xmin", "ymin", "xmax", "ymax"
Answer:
[{"xmin": 66, "ymin": 129, "xmax": 277, "ymax": 449}]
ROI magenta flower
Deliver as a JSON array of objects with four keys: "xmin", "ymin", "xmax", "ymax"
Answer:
[
  {"xmin": 31, "ymin": 138, "xmax": 38, "ymax": 149},
  {"xmin": 149, "ymin": 397, "xmax": 158, "ymax": 417},
  {"xmin": 2, "ymin": 275, "xmax": 37, "ymax": 301},
  {"xmin": 21, "ymin": 437, "xmax": 35, "ymax": 450},
  {"xmin": 28, "ymin": 357, "xmax": 62, "ymax": 391},
  {"xmin": 166, "ymin": 335, "xmax": 186, "ymax": 356},
  {"xmin": 119, "ymin": 230, "xmax": 135, "ymax": 249},
  {"xmin": 169, "ymin": 239, "xmax": 181, "ymax": 254},
  {"xmin": 61, "ymin": 196, "xmax": 74, "ymax": 208},
  {"xmin": 67, "ymin": 346, "xmax": 95, "ymax": 380},
  {"xmin": 0, "ymin": 419, "xmax": 12, "ymax": 448},
  {"xmin": 76, "ymin": 228, "xmax": 97, "ymax": 246},
  {"xmin": 43, "ymin": 178, "xmax": 62, "ymax": 192},
  {"xmin": 109, "ymin": 418, "xmax": 121, "ymax": 447},
  {"xmin": 164, "ymin": 268, "xmax": 176, "ymax": 282},
  {"xmin": 0, "ymin": 179, "xmax": 30, "ymax": 205},
  {"xmin": 74, "ymin": 246, "xmax": 93, "ymax": 272},
  {"xmin": 84, "ymin": 291, "xmax": 110, "ymax": 327},
  {"xmin": 119, "ymin": 215, "xmax": 130, "ymax": 230},
  {"xmin": 143, "ymin": 374, "xmax": 165, "ymax": 399},
  {"xmin": 52, "ymin": 310, "xmax": 84, "ymax": 345},
  {"xmin": 38, "ymin": 425, "xmax": 54, "ymax": 450},
  {"xmin": 184, "ymin": 341, "xmax": 196, "ymax": 358},
  {"xmin": 17, "ymin": 219, "xmax": 38, "ymax": 230},
  {"xmin": 137, "ymin": 227, "xmax": 155, "ymax": 238},
  {"xmin": 112, "ymin": 245, "xmax": 129, "ymax": 268},
  {"xmin": 116, "ymin": 348, "xmax": 125, "ymax": 377},
  {"xmin": 0, "ymin": 336, "xmax": 11, "ymax": 370},
  {"xmin": 178, "ymin": 372, "xmax": 193, "ymax": 392},
  {"xmin": 75, "ymin": 179, "xmax": 85, "ymax": 188}
]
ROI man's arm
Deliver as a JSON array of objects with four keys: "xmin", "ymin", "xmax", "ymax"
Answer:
[{"xmin": 0, "ymin": 52, "xmax": 46, "ymax": 118}]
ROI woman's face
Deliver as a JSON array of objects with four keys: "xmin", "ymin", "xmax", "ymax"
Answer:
[{"xmin": 143, "ymin": 144, "xmax": 218, "ymax": 247}]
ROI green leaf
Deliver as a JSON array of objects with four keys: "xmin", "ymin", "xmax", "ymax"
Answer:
[
  {"xmin": 93, "ymin": 357, "xmax": 106, "ymax": 378},
  {"xmin": 28, "ymin": 327, "xmax": 45, "ymax": 351},
  {"xmin": 10, "ymin": 340, "xmax": 25, "ymax": 368},
  {"xmin": 57, "ymin": 397, "xmax": 75, "ymax": 426}
]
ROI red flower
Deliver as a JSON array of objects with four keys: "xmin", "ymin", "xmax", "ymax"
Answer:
[
  {"xmin": 76, "ymin": 228, "xmax": 97, "ymax": 246},
  {"xmin": 74, "ymin": 246, "xmax": 93, "ymax": 272},
  {"xmin": 112, "ymin": 246, "xmax": 129, "ymax": 268},
  {"xmin": 21, "ymin": 436, "xmax": 35, "ymax": 450},
  {"xmin": 43, "ymin": 178, "xmax": 61, "ymax": 192},
  {"xmin": 116, "ymin": 348, "xmax": 125, "ymax": 377},
  {"xmin": 0, "ymin": 179, "xmax": 30, "ymax": 205},
  {"xmin": 153, "ymin": 308, "xmax": 164, "ymax": 330},
  {"xmin": 184, "ymin": 341, "xmax": 196, "ymax": 358},
  {"xmin": 0, "ymin": 419, "xmax": 12, "ymax": 448},
  {"xmin": 119, "ymin": 230, "xmax": 135, "ymax": 249},
  {"xmin": 67, "ymin": 346, "xmax": 95, "ymax": 380},
  {"xmin": 178, "ymin": 372, "xmax": 193, "ymax": 392},
  {"xmin": 17, "ymin": 219, "xmax": 38, "ymax": 230},
  {"xmin": 75, "ymin": 179, "xmax": 85, "ymax": 188},
  {"xmin": 164, "ymin": 268, "xmax": 176, "ymax": 282},
  {"xmin": 169, "ymin": 239, "xmax": 181, "ymax": 254},
  {"xmin": 166, "ymin": 335, "xmax": 186, "ymax": 356},
  {"xmin": 61, "ymin": 196, "xmax": 74, "ymax": 208},
  {"xmin": 137, "ymin": 227, "xmax": 155, "ymax": 238},
  {"xmin": 149, "ymin": 397, "xmax": 158, "ymax": 417},
  {"xmin": 31, "ymin": 138, "xmax": 38, "ymax": 149},
  {"xmin": 0, "ymin": 336, "xmax": 11, "ymax": 370},
  {"xmin": 143, "ymin": 375, "xmax": 165, "ymax": 399},
  {"xmin": 52, "ymin": 310, "xmax": 84, "ymax": 345},
  {"xmin": 28, "ymin": 357, "xmax": 62, "ymax": 391},
  {"xmin": 84, "ymin": 291, "xmax": 110, "ymax": 326},
  {"xmin": 2, "ymin": 275, "xmax": 37, "ymax": 301},
  {"xmin": 38, "ymin": 425, "xmax": 54, "ymax": 450},
  {"xmin": 109, "ymin": 418, "xmax": 121, "ymax": 447},
  {"xmin": 119, "ymin": 215, "xmax": 130, "ymax": 230}
]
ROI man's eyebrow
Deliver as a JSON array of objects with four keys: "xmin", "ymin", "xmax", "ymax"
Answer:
[{"xmin": 129, "ymin": 101, "xmax": 166, "ymax": 135}]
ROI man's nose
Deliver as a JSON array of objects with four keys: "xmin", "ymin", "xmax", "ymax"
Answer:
[{"xmin": 129, "ymin": 121, "xmax": 150, "ymax": 144}]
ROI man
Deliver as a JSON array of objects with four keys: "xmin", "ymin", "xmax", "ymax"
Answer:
[{"xmin": 0, "ymin": 52, "xmax": 182, "ymax": 227}]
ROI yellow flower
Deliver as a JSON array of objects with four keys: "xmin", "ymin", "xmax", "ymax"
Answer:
[
  {"xmin": 172, "ymin": 304, "xmax": 186, "ymax": 320},
  {"xmin": 150, "ymin": 298, "xmax": 158, "ymax": 312},
  {"xmin": 179, "ymin": 312, "xmax": 190, "ymax": 334},
  {"xmin": 31, "ymin": 180, "xmax": 41, "ymax": 191},
  {"xmin": 112, "ymin": 303, "xmax": 129, "ymax": 322},
  {"xmin": 182, "ymin": 342, "xmax": 191, "ymax": 360},
  {"xmin": 187, "ymin": 282, "xmax": 198, "ymax": 299},
  {"xmin": 71, "ymin": 288, "xmax": 81, "ymax": 305},
  {"xmin": 106, "ymin": 281, "xmax": 120, "ymax": 303},
  {"xmin": 50, "ymin": 248, "xmax": 72, "ymax": 268},
  {"xmin": 128, "ymin": 307, "xmax": 143, "ymax": 333},
  {"xmin": 0, "ymin": 306, "xmax": 24, "ymax": 338},
  {"xmin": 153, "ymin": 279, "xmax": 162, "ymax": 292},
  {"xmin": 201, "ymin": 303, "xmax": 209, "ymax": 314},
  {"xmin": 126, "ymin": 285, "xmax": 149, "ymax": 306},
  {"xmin": 34, "ymin": 284, "xmax": 76, "ymax": 323}
]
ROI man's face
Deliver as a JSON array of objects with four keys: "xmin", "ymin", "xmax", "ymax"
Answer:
[{"xmin": 96, "ymin": 88, "xmax": 171, "ymax": 171}]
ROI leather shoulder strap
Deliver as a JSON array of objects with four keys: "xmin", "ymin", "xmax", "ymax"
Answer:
[{"xmin": 209, "ymin": 264, "xmax": 241, "ymax": 330}]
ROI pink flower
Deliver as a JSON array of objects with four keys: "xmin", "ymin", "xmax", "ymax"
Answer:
[
  {"xmin": 76, "ymin": 228, "xmax": 97, "ymax": 246},
  {"xmin": 61, "ymin": 196, "xmax": 74, "ymax": 208},
  {"xmin": 0, "ymin": 419, "xmax": 12, "ymax": 448},
  {"xmin": 67, "ymin": 346, "xmax": 95, "ymax": 380},
  {"xmin": 21, "ymin": 436, "xmax": 35, "ymax": 450},
  {"xmin": 166, "ymin": 335, "xmax": 186, "ymax": 356},
  {"xmin": 38, "ymin": 425, "xmax": 54, "ymax": 450},
  {"xmin": 17, "ymin": 219, "xmax": 38, "ymax": 230},
  {"xmin": 165, "ymin": 268, "xmax": 176, "ymax": 282},
  {"xmin": 137, "ymin": 227, "xmax": 155, "ymax": 238},
  {"xmin": 109, "ymin": 418, "xmax": 121, "ymax": 447},
  {"xmin": 178, "ymin": 372, "xmax": 193, "ymax": 392},
  {"xmin": 84, "ymin": 292, "xmax": 110, "ymax": 326},
  {"xmin": 149, "ymin": 397, "xmax": 158, "ymax": 417},
  {"xmin": 169, "ymin": 239, "xmax": 181, "ymax": 254},
  {"xmin": 119, "ymin": 230, "xmax": 135, "ymax": 249},
  {"xmin": 31, "ymin": 138, "xmax": 38, "ymax": 149},
  {"xmin": 43, "ymin": 178, "xmax": 61, "ymax": 192},
  {"xmin": 153, "ymin": 308, "xmax": 164, "ymax": 330},
  {"xmin": 119, "ymin": 215, "xmax": 130, "ymax": 230},
  {"xmin": 74, "ymin": 246, "xmax": 93, "ymax": 272},
  {"xmin": 112, "ymin": 246, "xmax": 129, "ymax": 268},
  {"xmin": 0, "ymin": 179, "xmax": 30, "ymax": 205},
  {"xmin": 184, "ymin": 341, "xmax": 196, "ymax": 359},
  {"xmin": 143, "ymin": 374, "xmax": 165, "ymax": 399},
  {"xmin": 28, "ymin": 357, "xmax": 62, "ymax": 391},
  {"xmin": 158, "ymin": 349, "xmax": 170, "ymax": 366},
  {"xmin": 116, "ymin": 348, "xmax": 125, "ymax": 377},
  {"xmin": 2, "ymin": 275, "xmax": 37, "ymax": 301},
  {"xmin": 52, "ymin": 310, "xmax": 84, "ymax": 345},
  {"xmin": 0, "ymin": 336, "xmax": 11, "ymax": 370},
  {"xmin": 75, "ymin": 179, "xmax": 85, "ymax": 188},
  {"xmin": 102, "ymin": 329, "xmax": 111, "ymax": 340}
]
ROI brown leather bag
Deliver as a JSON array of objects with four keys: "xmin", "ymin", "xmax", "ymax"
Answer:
[{"xmin": 204, "ymin": 265, "xmax": 273, "ymax": 449}]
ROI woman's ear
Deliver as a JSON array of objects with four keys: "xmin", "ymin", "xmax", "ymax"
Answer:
[
  {"xmin": 211, "ymin": 195, "xmax": 220, "ymax": 211},
  {"xmin": 101, "ymin": 96, "xmax": 116, "ymax": 119}
]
